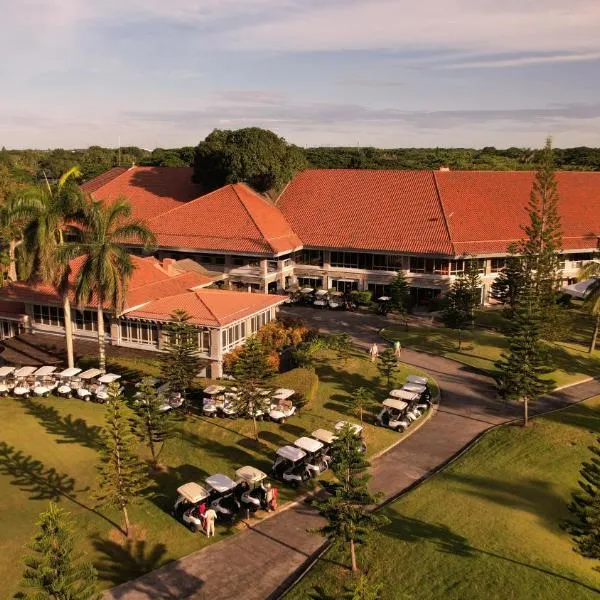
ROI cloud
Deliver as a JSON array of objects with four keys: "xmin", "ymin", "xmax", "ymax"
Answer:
[{"xmin": 438, "ymin": 51, "xmax": 600, "ymax": 69}]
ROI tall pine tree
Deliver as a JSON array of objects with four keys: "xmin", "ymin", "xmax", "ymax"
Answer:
[
  {"xmin": 490, "ymin": 243, "xmax": 524, "ymax": 313},
  {"xmin": 390, "ymin": 270, "xmax": 410, "ymax": 321},
  {"xmin": 494, "ymin": 280, "xmax": 554, "ymax": 426},
  {"xmin": 564, "ymin": 436, "xmax": 600, "ymax": 560},
  {"xmin": 377, "ymin": 348, "xmax": 398, "ymax": 388},
  {"xmin": 95, "ymin": 384, "xmax": 148, "ymax": 538},
  {"xmin": 519, "ymin": 137, "xmax": 563, "ymax": 338},
  {"xmin": 15, "ymin": 503, "xmax": 100, "ymax": 600}
]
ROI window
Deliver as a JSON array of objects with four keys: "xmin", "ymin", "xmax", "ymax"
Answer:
[
  {"xmin": 295, "ymin": 250, "xmax": 323, "ymax": 267},
  {"xmin": 368, "ymin": 283, "xmax": 391, "ymax": 298},
  {"xmin": 409, "ymin": 257, "xmax": 425, "ymax": 273},
  {"xmin": 250, "ymin": 309, "xmax": 273, "ymax": 334},
  {"xmin": 214, "ymin": 255, "xmax": 225, "ymax": 266},
  {"xmin": 199, "ymin": 329, "xmax": 211, "ymax": 353},
  {"xmin": 449, "ymin": 260, "xmax": 464, "ymax": 275},
  {"xmin": 564, "ymin": 253, "xmax": 593, "ymax": 268},
  {"xmin": 372, "ymin": 255, "xmax": 404, "ymax": 271},
  {"xmin": 120, "ymin": 320, "xmax": 159, "ymax": 347},
  {"xmin": 331, "ymin": 279, "xmax": 359, "ymax": 293},
  {"xmin": 33, "ymin": 304, "xmax": 65, "ymax": 327},
  {"xmin": 330, "ymin": 252, "xmax": 359, "ymax": 269},
  {"xmin": 425, "ymin": 259, "xmax": 449, "ymax": 275},
  {"xmin": 222, "ymin": 321, "xmax": 247, "ymax": 352},
  {"xmin": 198, "ymin": 254, "xmax": 213, "ymax": 264},
  {"xmin": 74, "ymin": 310, "xmax": 111, "ymax": 334},
  {"xmin": 298, "ymin": 277, "xmax": 323, "ymax": 289},
  {"xmin": 490, "ymin": 258, "xmax": 507, "ymax": 273}
]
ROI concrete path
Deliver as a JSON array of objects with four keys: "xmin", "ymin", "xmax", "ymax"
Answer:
[{"xmin": 105, "ymin": 307, "xmax": 600, "ymax": 600}]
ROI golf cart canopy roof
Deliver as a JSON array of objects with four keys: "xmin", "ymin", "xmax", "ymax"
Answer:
[
  {"xmin": 378, "ymin": 296, "xmax": 391, "ymax": 301},
  {"xmin": 300, "ymin": 287, "xmax": 314, "ymax": 294},
  {"xmin": 58, "ymin": 367, "xmax": 82, "ymax": 377},
  {"xmin": 0, "ymin": 366, "xmax": 15, "ymax": 377},
  {"xmin": 276, "ymin": 445, "xmax": 306, "ymax": 461},
  {"xmin": 204, "ymin": 385, "xmax": 225, "ymax": 395},
  {"xmin": 312, "ymin": 429, "xmax": 336, "ymax": 444},
  {"xmin": 389, "ymin": 389, "xmax": 419, "ymax": 401},
  {"xmin": 272, "ymin": 388, "xmax": 295, "ymax": 400},
  {"xmin": 563, "ymin": 276, "xmax": 598, "ymax": 299},
  {"xmin": 402, "ymin": 383, "xmax": 427, "ymax": 394},
  {"xmin": 315, "ymin": 289, "xmax": 328, "ymax": 297},
  {"xmin": 98, "ymin": 373, "xmax": 121, "ymax": 384},
  {"xmin": 383, "ymin": 398, "xmax": 408, "ymax": 410},
  {"xmin": 235, "ymin": 466, "xmax": 267, "ymax": 484},
  {"xmin": 294, "ymin": 437, "xmax": 324, "ymax": 453},
  {"xmin": 334, "ymin": 421, "xmax": 363, "ymax": 435},
  {"xmin": 79, "ymin": 368, "xmax": 102, "ymax": 380},
  {"xmin": 34, "ymin": 366, "xmax": 57, "ymax": 376},
  {"xmin": 205, "ymin": 474, "xmax": 237, "ymax": 493},
  {"xmin": 14, "ymin": 366, "xmax": 37, "ymax": 377},
  {"xmin": 406, "ymin": 375, "xmax": 428, "ymax": 386},
  {"xmin": 177, "ymin": 482, "xmax": 209, "ymax": 503}
]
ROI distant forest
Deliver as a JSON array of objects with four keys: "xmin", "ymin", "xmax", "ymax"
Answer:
[{"xmin": 2, "ymin": 144, "xmax": 600, "ymax": 184}]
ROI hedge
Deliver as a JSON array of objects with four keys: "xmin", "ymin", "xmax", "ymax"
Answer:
[{"xmin": 271, "ymin": 367, "xmax": 319, "ymax": 407}]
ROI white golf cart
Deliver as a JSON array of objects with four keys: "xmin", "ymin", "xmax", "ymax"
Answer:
[
  {"xmin": 0, "ymin": 366, "xmax": 15, "ymax": 397},
  {"xmin": 205, "ymin": 474, "xmax": 241, "ymax": 520},
  {"xmin": 376, "ymin": 398, "xmax": 411, "ymax": 432},
  {"xmin": 13, "ymin": 366, "xmax": 37, "ymax": 398},
  {"xmin": 271, "ymin": 445, "xmax": 310, "ymax": 485},
  {"xmin": 156, "ymin": 382, "xmax": 184, "ymax": 412},
  {"xmin": 219, "ymin": 390, "xmax": 239, "ymax": 419},
  {"xmin": 76, "ymin": 369, "xmax": 103, "ymax": 401},
  {"xmin": 313, "ymin": 289, "xmax": 329, "ymax": 309},
  {"xmin": 55, "ymin": 367, "xmax": 83, "ymax": 398},
  {"xmin": 328, "ymin": 291, "xmax": 344, "ymax": 310},
  {"xmin": 235, "ymin": 466, "xmax": 269, "ymax": 513},
  {"xmin": 294, "ymin": 437, "xmax": 329, "ymax": 476},
  {"xmin": 405, "ymin": 375, "xmax": 433, "ymax": 403},
  {"xmin": 173, "ymin": 482, "xmax": 211, "ymax": 533},
  {"xmin": 311, "ymin": 428, "xmax": 336, "ymax": 457},
  {"xmin": 389, "ymin": 388, "xmax": 422, "ymax": 421},
  {"xmin": 94, "ymin": 373, "xmax": 122, "ymax": 403},
  {"xmin": 334, "ymin": 420, "xmax": 367, "ymax": 453},
  {"xmin": 269, "ymin": 388, "xmax": 296, "ymax": 423},
  {"xmin": 402, "ymin": 383, "xmax": 432, "ymax": 411},
  {"xmin": 202, "ymin": 385, "xmax": 225, "ymax": 417},
  {"xmin": 32, "ymin": 366, "xmax": 58, "ymax": 397}
]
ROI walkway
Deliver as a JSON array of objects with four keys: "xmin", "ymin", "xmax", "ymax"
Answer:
[{"xmin": 105, "ymin": 307, "xmax": 600, "ymax": 600}]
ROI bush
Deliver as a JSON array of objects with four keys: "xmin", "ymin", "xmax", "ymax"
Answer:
[
  {"xmin": 270, "ymin": 367, "xmax": 319, "ymax": 408},
  {"xmin": 350, "ymin": 290, "xmax": 373, "ymax": 305}
]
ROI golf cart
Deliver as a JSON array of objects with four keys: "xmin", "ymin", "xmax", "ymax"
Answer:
[
  {"xmin": 13, "ymin": 366, "xmax": 37, "ymax": 398},
  {"xmin": 76, "ymin": 369, "xmax": 103, "ymax": 401},
  {"xmin": 376, "ymin": 296, "xmax": 392, "ymax": 315},
  {"xmin": 311, "ymin": 428, "xmax": 336, "ymax": 457},
  {"xmin": 219, "ymin": 390, "xmax": 239, "ymax": 419},
  {"xmin": 173, "ymin": 482, "xmax": 211, "ymax": 533},
  {"xmin": 94, "ymin": 373, "xmax": 122, "ymax": 403},
  {"xmin": 406, "ymin": 376, "xmax": 433, "ymax": 401},
  {"xmin": 202, "ymin": 384, "xmax": 225, "ymax": 417},
  {"xmin": 313, "ymin": 289, "xmax": 329, "ymax": 309},
  {"xmin": 294, "ymin": 437, "xmax": 329, "ymax": 476},
  {"xmin": 205, "ymin": 474, "xmax": 241, "ymax": 520},
  {"xmin": 376, "ymin": 398, "xmax": 411, "ymax": 432},
  {"xmin": 0, "ymin": 366, "xmax": 15, "ymax": 397},
  {"xmin": 32, "ymin": 366, "xmax": 58, "ymax": 397},
  {"xmin": 299, "ymin": 287, "xmax": 315, "ymax": 306},
  {"xmin": 55, "ymin": 368, "xmax": 83, "ymax": 398},
  {"xmin": 328, "ymin": 291, "xmax": 344, "ymax": 310},
  {"xmin": 334, "ymin": 420, "xmax": 367, "ymax": 453},
  {"xmin": 156, "ymin": 383, "xmax": 184, "ymax": 412},
  {"xmin": 389, "ymin": 388, "xmax": 423, "ymax": 421},
  {"xmin": 235, "ymin": 466, "xmax": 269, "ymax": 513},
  {"xmin": 269, "ymin": 388, "xmax": 296, "ymax": 423},
  {"xmin": 271, "ymin": 445, "xmax": 310, "ymax": 485},
  {"xmin": 402, "ymin": 383, "xmax": 432, "ymax": 410}
]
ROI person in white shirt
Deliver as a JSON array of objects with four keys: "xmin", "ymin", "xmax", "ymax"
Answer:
[{"xmin": 205, "ymin": 507, "xmax": 217, "ymax": 537}]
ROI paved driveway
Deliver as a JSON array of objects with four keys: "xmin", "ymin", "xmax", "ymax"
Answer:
[{"xmin": 105, "ymin": 307, "xmax": 600, "ymax": 600}]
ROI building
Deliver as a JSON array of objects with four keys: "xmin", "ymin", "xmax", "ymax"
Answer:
[{"xmin": 0, "ymin": 254, "xmax": 287, "ymax": 377}]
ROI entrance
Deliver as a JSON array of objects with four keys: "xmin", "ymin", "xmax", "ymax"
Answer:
[{"xmin": 331, "ymin": 279, "xmax": 359, "ymax": 294}]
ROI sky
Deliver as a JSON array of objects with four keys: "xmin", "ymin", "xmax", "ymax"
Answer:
[{"xmin": 1, "ymin": 0, "xmax": 600, "ymax": 149}]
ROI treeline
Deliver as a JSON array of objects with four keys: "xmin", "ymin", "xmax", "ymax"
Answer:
[{"xmin": 2, "ymin": 143, "xmax": 600, "ymax": 185}]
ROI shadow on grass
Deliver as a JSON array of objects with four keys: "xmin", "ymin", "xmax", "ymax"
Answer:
[
  {"xmin": 542, "ymin": 401, "xmax": 600, "ymax": 433},
  {"xmin": 94, "ymin": 537, "xmax": 204, "ymax": 598},
  {"xmin": 0, "ymin": 440, "xmax": 120, "ymax": 529},
  {"xmin": 149, "ymin": 463, "xmax": 210, "ymax": 513},
  {"xmin": 22, "ymin": 398, "xmax": 103, "ymax": 449}
]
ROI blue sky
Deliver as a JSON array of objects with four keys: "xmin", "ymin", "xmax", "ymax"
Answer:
[{"xmin": 1, "ymin": 0, "xmax": 600, "ymax": 149}]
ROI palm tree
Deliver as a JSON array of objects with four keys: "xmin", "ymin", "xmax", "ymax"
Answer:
[
  {"xmin": 18, "ymin": 167, "xmax": 84, "ymax": 368},
  {"xmin": 61, "ymin": 198, "xmax": 156, "ymax": 371},
  {"xmin": 579, "ymin": 260, "xmax": 600, "ymax": 353},
  {"xmin": 0, "ymin": 193, "xmax": 33, "ymax": 282}
]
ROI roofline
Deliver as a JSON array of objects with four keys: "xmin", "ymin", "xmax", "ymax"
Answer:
[{"xmin": 432, "ymin": 171, "xmax": 456, "ymax": 256}]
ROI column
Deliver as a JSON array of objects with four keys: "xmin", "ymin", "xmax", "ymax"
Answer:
[{"xmin": 209, "ymin": 328, "xmax": 223, "ymax": 379}]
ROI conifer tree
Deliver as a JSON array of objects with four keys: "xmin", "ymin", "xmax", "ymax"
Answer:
[
  {"xmin": 494, "ymin": 280, "xmax": 554, "ymax": 426},
  {"xmin": 161, "ymin": 309, "xmax": 200, "ymax": 410},
  {"xmin": 350, "ymin": 387, "xmax": 377, "ymax": 425},
  {"xmin": 564, "ymin": 437, "xmax": 600, "ymax": 560},
  {"xmin": 313, "ymin": 424, "xmax": 388, "ymax": 572},
  {"xmin": 519, "ymin": 137, "xmax": 563, "ymax": 337},
  {"xmin": 390, "ymin": 270, "xmax": 410, "ymax": 320},
  {"xmin": 377, "ymin": 347, "xmax": 398, "ymax": 388},
  {"xmin": 15, "ymin": 503, "xmax": 100, "ymax": 600},
  {"xmin": 131, "ymin": 377, "xmax": 178, "ymax": 470},
  {"xmin": 232, "ymin": 336, "xmax": 274, "ymax": 441},
  {"xmin": 95, "ymin": 384, "xmax": 148, "ymax": 537},
  {"xmin": 490, "ymin": 243, "xmax": 524, "ymax": 313}
]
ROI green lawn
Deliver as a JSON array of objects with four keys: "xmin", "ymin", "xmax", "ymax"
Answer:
[
  {"xmin": 0, "ymin": 349, "xmax": 430, "ymax": 596},
  {"xmin": 382, "ymin": 307, "xmax": 600, "ymax": 388},
  {"xmin": 286, "ymin": 396, "xmax": 600, "ymax": 600}
]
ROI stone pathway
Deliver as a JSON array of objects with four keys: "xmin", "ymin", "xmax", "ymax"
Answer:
[{"xmin": 105, "ymin": 307, "xmax": 600, "ymax": 600}]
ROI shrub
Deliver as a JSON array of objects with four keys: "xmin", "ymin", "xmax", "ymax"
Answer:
[
  {"xmin": 350, "ymin": 290, "xmax": 373, "ymax": 305},
  {"xmin": 270, "ymin": 367, "xmax": 319, "ymax": 408}
]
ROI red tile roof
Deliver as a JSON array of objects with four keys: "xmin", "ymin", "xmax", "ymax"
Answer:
[
  {"xmin": 433, "ymin": 171, "xmax": 600, "ymax": 254},
  {"xmin": 277, "ymin": 169, "xmax": 454, "ymax": 255},
  {"xmin": 82, "ymin": 166, "xmax": 203, "ymax": 223},
  {"xmin": 127, "ymin": 289, "xmax": 288, "ymax": 327},
  {"xmin": 146, "ymin": 182, "xmax": 302, "ymax": 256}
]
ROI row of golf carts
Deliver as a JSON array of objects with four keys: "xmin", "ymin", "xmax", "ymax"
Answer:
[
  {"xmin": 202, "ymin": 385, "xmax": 297, "ymax": 423},
  {"xmin": 289, "ymin": 288, "xmax": 393, "ymax": 314},
  {"xmin": 0, "ymin": 365, "xmax": 122, "ymax": 402},
  {"xmin": 375, "ymin": 375, "xmax": 433, "ymax": 432}
]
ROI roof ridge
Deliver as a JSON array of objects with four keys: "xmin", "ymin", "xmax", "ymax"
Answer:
[
  {"xmin": 194, "ymin": 289, "xmax": 221, "ymax": 324},
  {"xmin": 81, "ymin": 166, "xmax": 128, "ymax": 193},
  {"xmin": 232, "ymin": 183, "xmax": 277, "ymax": 252},
  {"xmin": 432, "ymin": 171, "xmax": 456, "ymax": 256}
]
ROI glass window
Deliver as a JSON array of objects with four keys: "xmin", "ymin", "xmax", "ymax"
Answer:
[
  {"xmin": 297, "ymin": 277, "xmax": 323, "ymax": 289},
  {"xmin": 214, "ymin": 255, "xmax": 225, "ymax": 265},
  {"xmin": 32, "ymin": 304, "xmax": 65, "ymax": 327},
  {"xmin": 490, "ymin": 258, "xmax": 506, "ymax": 273},
  {"xmin": 295, "ymin": 250, "xmax": 323, "ymax": 267},
  {"xmin": 330, "ymin": 252, "xmax": 359, "ymax": 269},
  {"xmin": 409, "ymin": 257, "xmax": 425, "ymax": 273},
  {"xmin": 119, "ymin": 320, "xmax": 159, "ymax": 347},
  {"xmin": 368, "ymin": 283, "xmax": 391, "ymax": 298}
]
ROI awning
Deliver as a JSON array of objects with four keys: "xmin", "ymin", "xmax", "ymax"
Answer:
[{"xmin": 563, "ymin": 278, "xmax": 597, "ymax": 299}]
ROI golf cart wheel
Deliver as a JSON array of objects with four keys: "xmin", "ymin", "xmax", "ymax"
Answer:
[
  {"xmin": 190, "ymin": 524, "xmax": 200, "ymax": 533},
  {"xmin": 24, "ymin": 393, "xmax": 29, "ymax": 399},
  {"xmin": 280, "ymin": 417, "xmax": 286, "ymax": 424},
  {"xmin": 396, "ymin": 426, "xmax": 405, "ymax": 433},
  {"xmin": 67, "ymin": 393, "xmax": 72, "ymax": 399}
]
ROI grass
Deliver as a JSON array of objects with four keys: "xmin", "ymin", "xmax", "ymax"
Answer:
[
  {"xmin": 0, "ymin": 348, "xmax": 431, "ymax": 596},
  {"xmin": 286, "ymin": 396, "xmax": 600, "ymax": 600},
  {"xmin": 382, "ymin": 306, "xmax": 600, "ymax": 388}
]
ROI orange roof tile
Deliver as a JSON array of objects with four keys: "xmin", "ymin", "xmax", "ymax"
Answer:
[
  {"xmin": 146, "ymin": 182, "xmax": 302, "ymax": 256},
  {"xmin": 127, "ymin": 289, "xmax": 288, "ymax": 327},
  {"xmin": 277, "ymin": 169, "xmax": 454, "ymax": 255}
]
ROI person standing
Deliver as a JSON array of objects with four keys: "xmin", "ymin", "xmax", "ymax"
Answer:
[
  {"xmin": 394, "ymin": 340, "xmax": 402, "ymax": 360},
  {"xmin": 205, "ymin": 507, "xmax": 217, "ymax": 537},
  {"xmin": 369, "ymin": 342, "xmax": 379, "ymax": 362}
]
